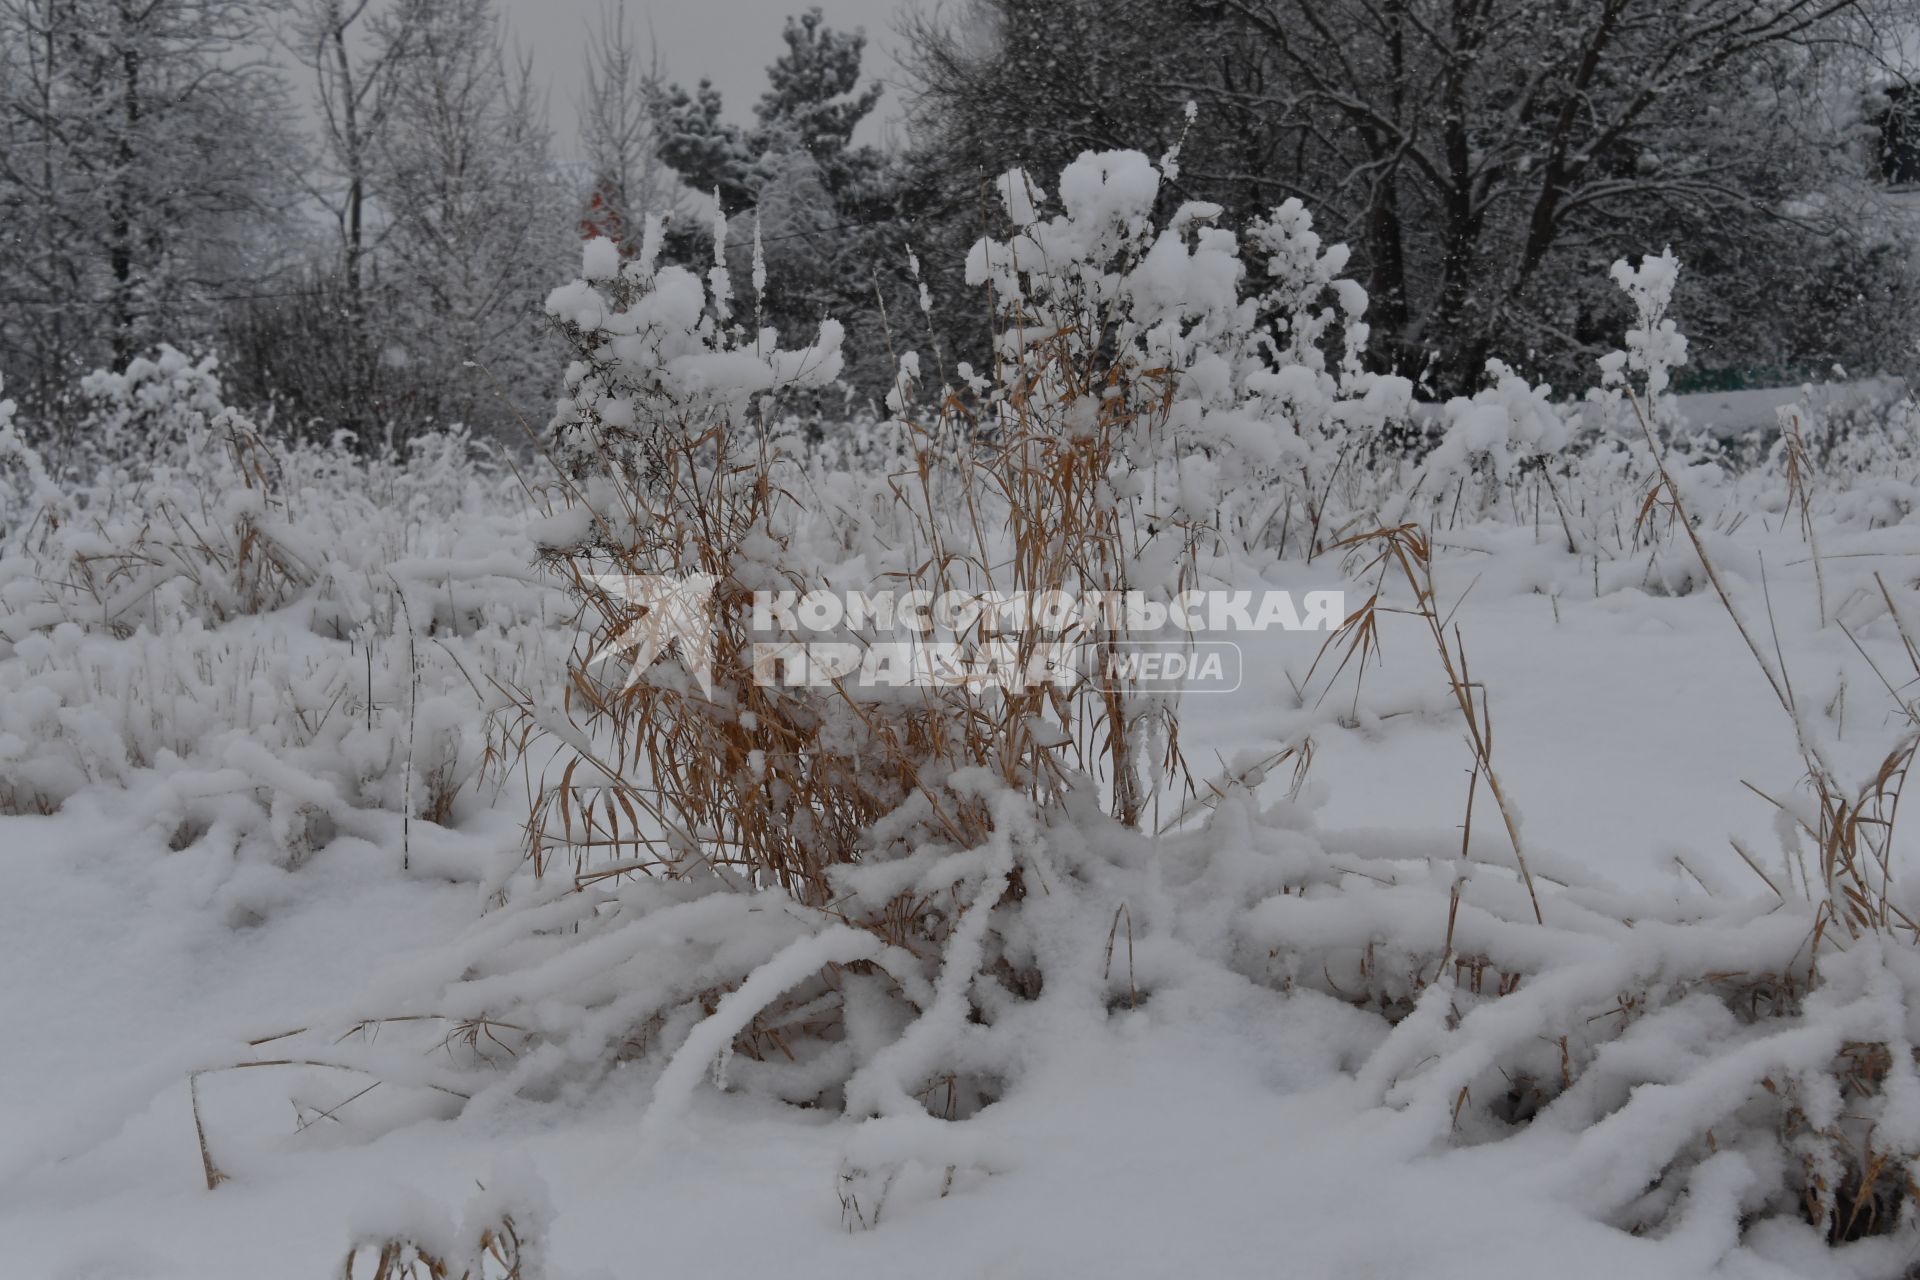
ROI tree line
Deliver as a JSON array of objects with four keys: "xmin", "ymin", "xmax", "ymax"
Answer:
[{"xmin": 0, "ymin": 0, "xmax": 1913, "ymax": 447}]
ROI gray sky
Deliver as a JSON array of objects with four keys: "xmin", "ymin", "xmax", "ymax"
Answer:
[{"xmin": 496, "ymin": 0, "xmax": 924, "ymax": 159}]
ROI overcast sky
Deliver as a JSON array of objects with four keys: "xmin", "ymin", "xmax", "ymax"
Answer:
[{"xmin": 495, "ymin": 0, "xmax": 925, "ymax": 159}]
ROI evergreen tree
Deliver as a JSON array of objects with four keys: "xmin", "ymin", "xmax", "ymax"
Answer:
[
  {"xmin": 655, "ymin": 78, "xmax": 756, "ymax": 210},
  {"xmin": 753, "ymin": 8, "xmax": 885, "ymax": 204},
  {"xmin": 651, "ymin": 7, "xmax": 910, "ymax": 400}
]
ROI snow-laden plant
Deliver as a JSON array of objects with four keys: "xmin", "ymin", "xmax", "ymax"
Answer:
[
  {"xmin": 1760, "ymin": 389, "xmax": 1920, "ymax": 532},
  {"xmin": 1235, "ymin": 199, "xmax": 1413, "ymax": 554},
  {"xmin": 543, "ymin": 218, "xmax": 844, "ymax": 484},
  {"xmin": 65, "ymin": 344, "xmax": 229, "ymax": 481},
  {"xmin": 1283, "ymin": 250, "xmax": 1920, "ymax": 1245},
  {"xmin": 1597, "ymin": 248, "xmax": 1691, "ymax": 437},
  {"xmin": 404, "ymin": 151, "xmax": 1424, "ymax": 1135},
  {"xmin": 530, "ymin": 227, "xmax": 932, "ymax": 903},
  {"xmin": 0, "ymin": 358, "xmax": 565, "ymax": 880},
  {"xmin": 123, "ymin": 164, "xmax": 1920, "ymax": 1261},
  {"xmin": 961, "ymin": 158, "xmax": 1413, "ymax": 561},
  {"xmin": 0, "ymin": 373, "xmax": 64, "ymax": 544},
  {"xmin": 410, "ymin": 155, "xmax": 1638, "ymax": 1142},
  {"xmin": 1393, "ymin": 359, "xmax": 1571, "ymax": 528}
]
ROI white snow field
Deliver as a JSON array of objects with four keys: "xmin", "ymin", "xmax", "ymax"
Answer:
[{"xmin": 6, "ymin": 153, "xmax": 1920, "ymax": 1279}]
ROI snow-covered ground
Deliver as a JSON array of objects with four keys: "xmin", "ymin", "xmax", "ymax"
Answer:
[
  {"xmin": 0, "ymin": 822, "xmax": 1832, "ymax": 1280},
  {"xmin": 1674, "ymin": 378, "xmax": 1910, "ymax": 440},
  {"xmin": 8, "ymin": 159, "xmax": 1920, "ymax": 1279},
  {"xmin": 2, "ymin": 530, "xmax": 1915, "ymax": 1279}
]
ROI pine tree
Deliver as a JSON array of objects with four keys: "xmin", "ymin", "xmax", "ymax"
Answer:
[
  {"xmin": 753, "ymin": 8, "xmax": 885, "ymax": 203},
  {"xmin": 651, "ymin": 7, "xmax": 908, "ymax": 398},
  {"xmin": 654, "ymin": 78, "xmax": 757, "ymax": 209}
]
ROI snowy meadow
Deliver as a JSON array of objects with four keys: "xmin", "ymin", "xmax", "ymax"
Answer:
[{"xmin": 4, "ymin": 142, "xmax": 1920, "ymax": 1279}]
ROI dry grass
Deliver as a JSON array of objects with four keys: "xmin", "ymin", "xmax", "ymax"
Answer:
[
  {"xmin": 1286, "ymin": 399, "xmax": 1920, "ymax": 1241},
  {"xmin": 49, "ymin": 413, "xmax": 314, "ymax": 633},
  {"xmin": 1431, "ymin": 398, "xmax": 1920, "ymax": 1239},
  {"xmin": 341, "ymin": 1215, "xmax": 527, "ymax": 1280},
  {"xmin": 1313, "ymin": 521, "xmax": 1543, "ymax": 923},
  {"xmin": 1631, "ymin": 394, "xmax": 1920, "ymax": 958},
  {"xmin": 511, "ymin": 300, "xmax": 1196, "ymax": 922}
]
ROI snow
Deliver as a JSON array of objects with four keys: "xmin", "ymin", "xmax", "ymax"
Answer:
[
  {"xmin": 579, "ymin": 236, "xmax": 621, "ymax": 282},
  {"xmin": 1674, "ymin": 377, "xmax": 1910, "ymax": 437},
  {"xmin": 0, "ymin": 827, "xmax": 1900, "ymax": 1279},
  {"xmin": 7, "ymin": 152, "xmax": 1920, "ymax": 1277}
]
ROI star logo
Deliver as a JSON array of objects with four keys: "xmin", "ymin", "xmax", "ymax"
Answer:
[{"xmin": 585, "ymin": 573, "xmax": 719, "ymax": 695}]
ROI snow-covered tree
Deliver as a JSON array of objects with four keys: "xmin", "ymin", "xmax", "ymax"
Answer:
[
  {"xmin": 577, "ymin": 5, "xmax": 684, "ymax": 257},
  {"xmin": 903, "ymin": 0, "xmax": 1912, "ymax": 393},
  {"xmin": 653, "ymin": 78, "xmax": 756, "ymax": 211},
  {"xmin": 224, "ymin": 0, "xmax": 426, "ymax": 442},
  {"xmin": 0, "ymin": 0, "xmax": 294, "ymax": 410},
  {"xmin": 752, "ymin": 7, "xmax": 885, "ymax": 204},
  {"xmin": 652, "ymin": 7, "xmax": 907, "ymax": 397},
  {"xmin": 371, "ymin": 0, "xmax": 570, "ymax": 432},
  {"xmin": 283, "ymin": 0, "xmax": 419, "ymax": 341}
]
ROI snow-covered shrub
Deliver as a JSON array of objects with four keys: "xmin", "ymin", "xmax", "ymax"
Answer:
[
  {"xmin": 401, "ymin": 154, "xmax": 1415, "ymax": 1129},
  {"xmin": 0, "ymin": 373, "xmax": 62, "ymax": 546},
  {"xmin": 29, "ymin": 344, "xmax": 233, "ymax": 483},
  {"xmin": 1434, "ymin": 363, "xmax": 1568, "ymax": 477},
  {"xmin": 1759, "ymin": 389, "xmax": 1920, "ymax": 532},
  {"xmin": 83, "ymin": 344, "xmax": 225, "ymax": 439},
  {"xmin": 958, "ymin": 158, "xmax": 1415, "ymax": 561},
  {"xmin": 0, "ymin": 362, "xmax": 567, "ymax": 882},
  {"xmin": 414, "ymin": 158, "xmax": 1888, "ymax": 1152}
]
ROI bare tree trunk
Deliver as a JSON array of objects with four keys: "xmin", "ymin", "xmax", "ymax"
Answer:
[{"xmin": 110, "ymin": 32, "xmax": 141, "ymax": 365}]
